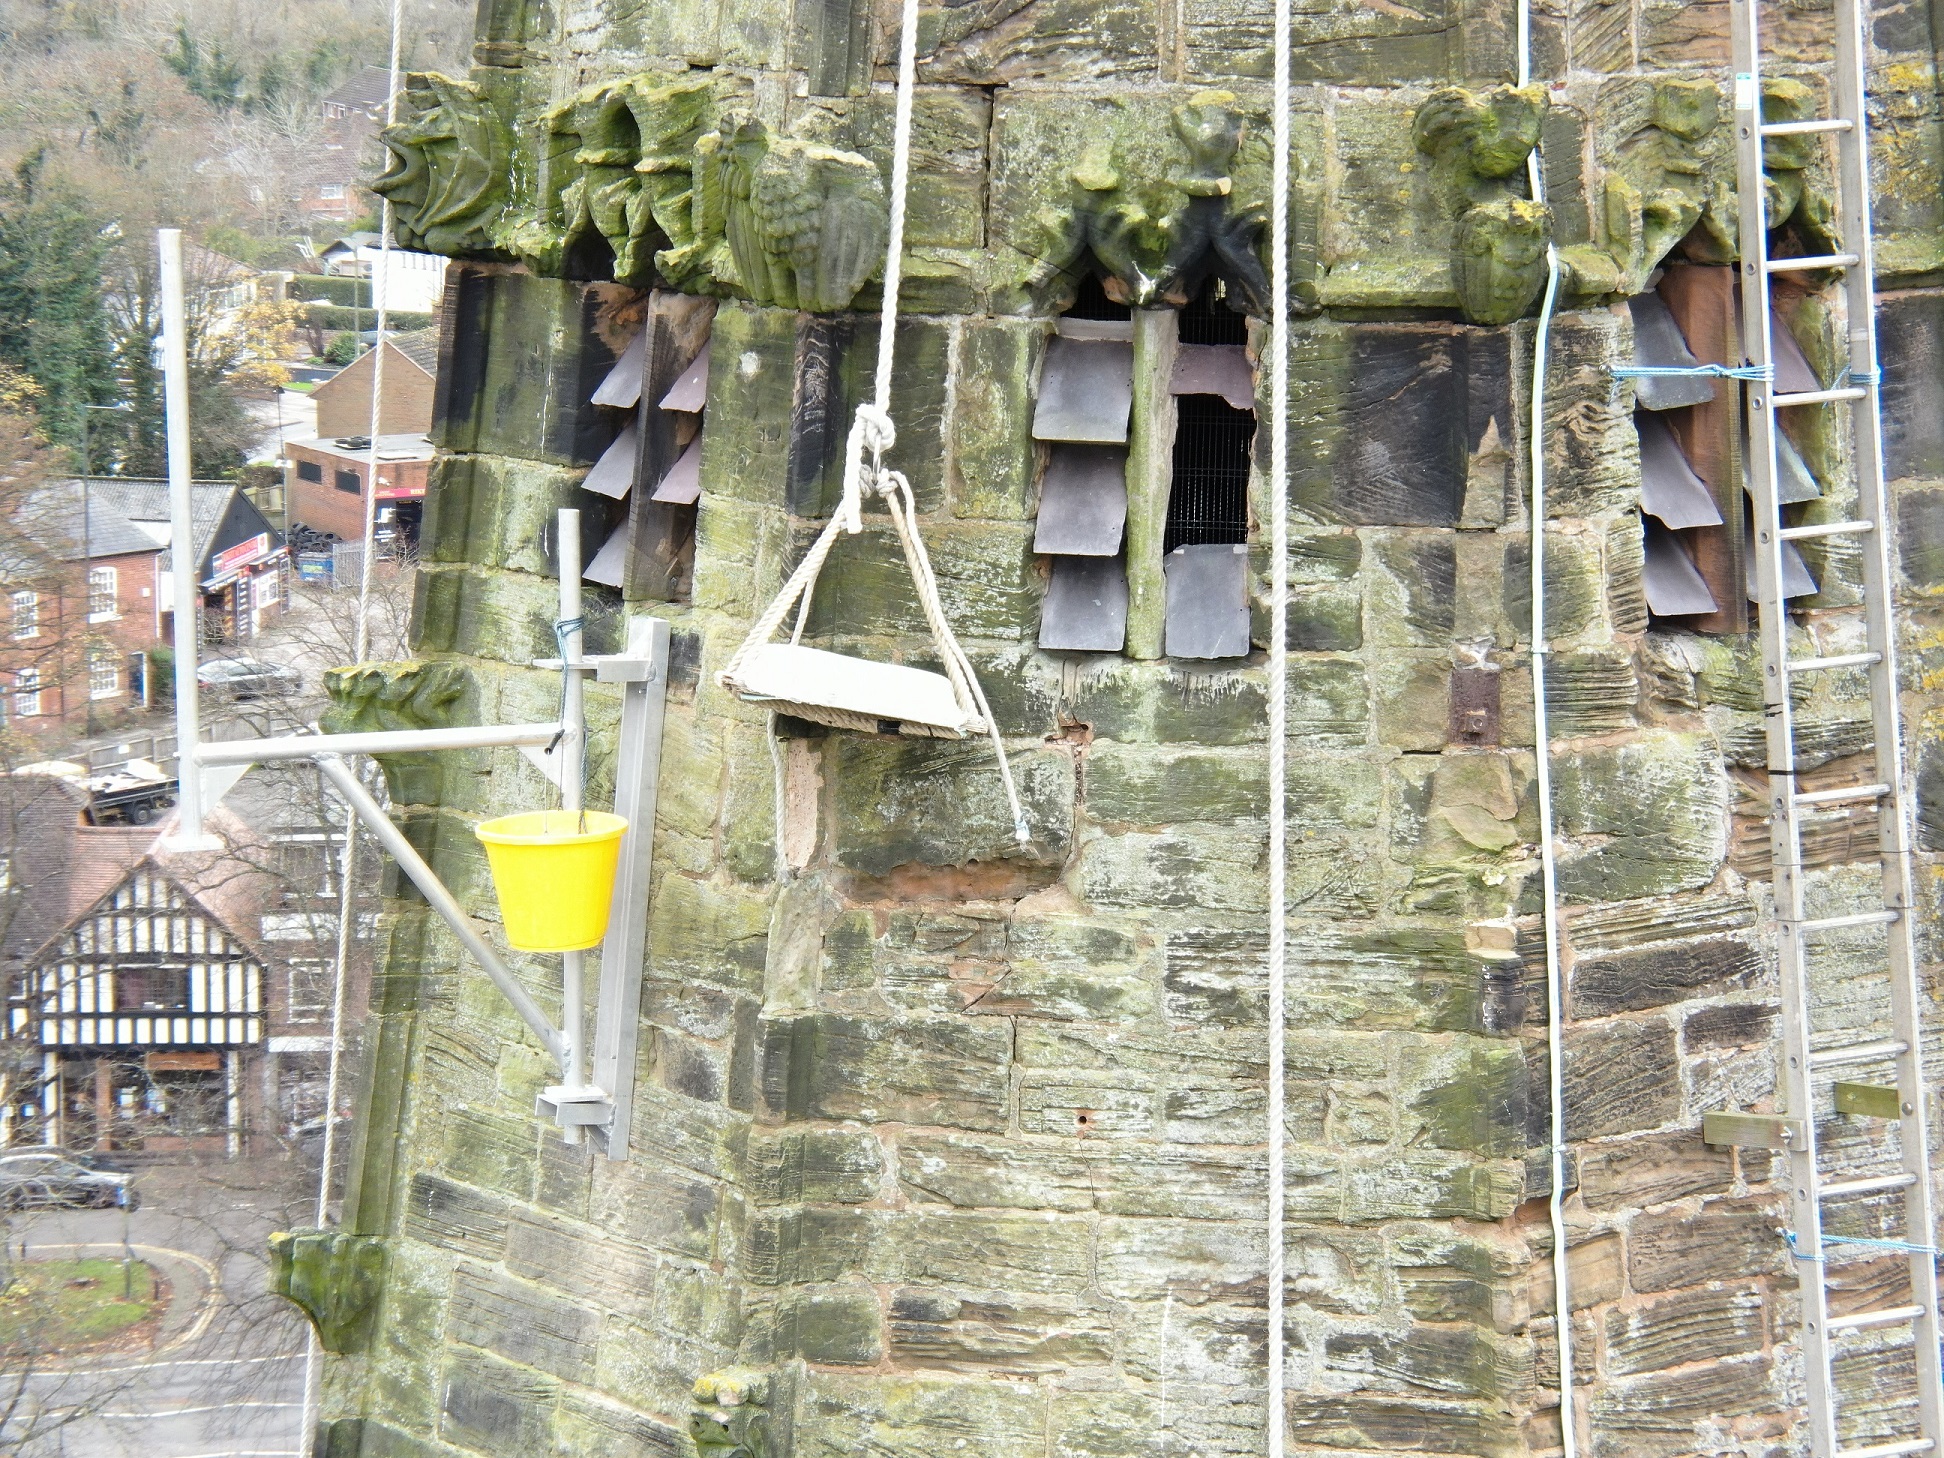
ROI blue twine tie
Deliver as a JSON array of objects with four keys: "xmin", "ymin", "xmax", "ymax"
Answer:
[{"xmin": 1613, "ymin": 363, "xmax": 1774, "ymax": 381}]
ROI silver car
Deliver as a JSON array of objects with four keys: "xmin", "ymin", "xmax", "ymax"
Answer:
[{"xmin": 0, "ymin": 1152, "xmax": 137, "ymax": 1211}]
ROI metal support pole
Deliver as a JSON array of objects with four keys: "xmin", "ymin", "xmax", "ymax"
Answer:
[
  {"xmin": 311, "ymin": 754, "xmax": 566, "ymax": 1067},
  {"xmin": 589, "ymin": 616, "xmax": 670, "ymax": 1160},
  {"xmin": 556, "ymin": 511, "xmax": 587, "ymax": 1143},
  {"xmin": 159, "ymin": 230, "xmax": 217, "ymax": 851},
  {"xmin": 195, "ymin": 721, "xmax": 563, "ymax": 766}
]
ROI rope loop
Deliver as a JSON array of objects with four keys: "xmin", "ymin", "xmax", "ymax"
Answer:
[{"xmin": 837, "ymin": 404, "xmax": 899, "ymax": 535}]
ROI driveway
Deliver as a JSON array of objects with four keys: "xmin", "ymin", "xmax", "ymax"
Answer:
[{"xmin": 4, "ymin": 1156, "xmax": 319, "ymax": 1457}]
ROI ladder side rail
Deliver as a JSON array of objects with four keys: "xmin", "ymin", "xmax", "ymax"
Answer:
[
  {"xmin": 1733, "ymin": 3, "xmax": 1839, "ymax": 1452},
  {"xmin": 1832, "ymin": 0, "xmax": 1944, "ymax": 1432}
]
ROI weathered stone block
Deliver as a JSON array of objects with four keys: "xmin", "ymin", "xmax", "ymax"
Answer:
[
  {"xmin": 1603, "ymin": 1285, "xmax": 1767, "ymax": 1376},
  {"xmin": 1325, "ymin": 1321, "xmax": 1535, "ymax": 1402},
  {"xmin": 888, "ymin": 1288, "xmax": 1113, "ymax": 1373},
  {"xmin": 1549, "ymin": 731, "xmax": 1729, "ymax": 902},
  {"xmin": 1563, "ymin": 1017, "xmax": 1681, "ymax": 1139},
  {"xmin": 1576, "ymin": 1130, "xmax": 1735, "ymax": 1210},
  {"xmin": 762, "ymin": 1014, "xmax": 1012, "ymax": 1130},
  {"xmin": 1628, "ymin": 1199, "xmax": 1792, "ymax": 1292},
  {"xmin": 953, "ymin": 319, "xmax": 1046, "ymax": 520},
  {"xmin": 1571, "ymin": 936, "xmax": 1762, "ymax": 1016},
  {"xmin": 1084, "ymin": 743, "xmax": 1268, "ymax": 824},
  {"xmin": 439, "ymin": 1351, "xmax": 559, "ymax": 1454},
  {"xmin": 449, "ymin": 1262, "xmax": 601, "ymax": 1383},
  {"xmin": 825, "ymin": 739, "xmax": 1074, "ymax": 875}
]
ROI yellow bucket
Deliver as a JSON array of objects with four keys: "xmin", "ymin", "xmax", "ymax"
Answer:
[{"xmin": 474, "ymin": 810, "xmax": 629, "ymax": 953}]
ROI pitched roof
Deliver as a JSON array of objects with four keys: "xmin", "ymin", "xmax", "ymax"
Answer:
[
  {"xmin": 320, "ymin": 67, "xmax": 396, "ymax": 113},
  {"xmin": 22, "ymin": 479, "xmax": 238, "ymax": 566},
  {"xmin": 1, "ymin": 782, "xmax": 282, "ymax": 968},
  {"xmin": 390, "ymin": 328, "xmax": 440, "ymax": 375}
]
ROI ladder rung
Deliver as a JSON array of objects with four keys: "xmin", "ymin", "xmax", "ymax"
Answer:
[
  {"xmin": 1837, "ymin": 1441, "xmax": 1934, "ymax": 1458},
  {"xmin": 1827, "ymin": 1303, "xmax": 1926, "ymax": 1333},
  {"xmin": 1785, "ymin": 652, "xmax": 1882, "ymax": 674},
  {"xmin": 1781, "ymin": 519, "xmax": 1875, "ymax": 541},
  {"xmin": 1819, "ymin": 1171, "xmax": 1918, "ymax": 1198},
  {"xmin": 1796, "ymin": 910, "xmax": 1900, "ymax": 933},
  {"xmin": 1812, "ymin": 1040, "xmax": 1910, "ymax": 1068},
  {"xmin": 1761, "ymin": 118, "xmax": 1856, "ymax": 136},
  {"xmin": 1777, "ymin": 387, "xmax": 1871, "ymax": 406},
  {"xmin": 1793, "ymin": 782, "xmax": 1890, "ymax": 807},
  {"xmin": 1767, "ymin": 253, "xmax": 1861, "ymax": 273}
]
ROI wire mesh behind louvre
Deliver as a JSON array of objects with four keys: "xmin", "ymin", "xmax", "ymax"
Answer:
[{"xmin": 1165, "ymin": 395, "xmax": 1255, "ymax": 553}]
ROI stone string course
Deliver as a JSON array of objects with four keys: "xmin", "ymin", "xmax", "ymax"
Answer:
[{"xmin": 309, "ymin": 0, "xmax": 1944, "ymax": 1454}]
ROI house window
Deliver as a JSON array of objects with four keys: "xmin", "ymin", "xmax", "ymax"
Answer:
[
  {"xmin": 255, "ymin": 569, "xmax": 280, "ymax": 608},
  {"xmin": 88, "ymin": 566, "xmax": 118, "ymax": 621},
  {"xmin": 11, "ymin": 591, "xmax": 37, "ymax": 640},
  {"xmin": 334, "ymin": 469, "xmax": 362, "ymax": 494},
  {"xmin": 88, "ymin": 648, "xmax": 119, "ymax": 700},
  {"xmin": 288, "ymin": 961, "xmax": 333, "ymax": 1021},
  {"xmin": 115, "ymin": 963, "xmax": 189, "ymax": 1012},
  {"xmin": 14, "ymin": 667, "xmax": 41, "ymax": 717},
  {"xmin": 296, "ymin": 460, "xmax": 323, "ymax": 483},
  {"xmin": 318, "ymin": 184, "xmax": 346, "ymax": 201}
]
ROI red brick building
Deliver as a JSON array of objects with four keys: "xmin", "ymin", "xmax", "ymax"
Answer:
[
  {"xmin": 285, "ymin": 434, "xmax": 433, "ymax": 547},
  {"xmin": 310, "ymin": 329, "xmax": 438, "ymax": 438},
  {"xmin": 0, "ymin": 480, "xmax": 289, "ymax": 736}
]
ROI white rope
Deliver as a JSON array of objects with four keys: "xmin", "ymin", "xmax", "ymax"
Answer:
[
  {"xmin": 301, "ymin": 0, "xmax": 403, "ymax": 1440},
  {"xmin": 1517, "ymin": 8, "xmax": 1577, "ymax": 1453},
  {"xmin": 1267, "ymin": 0, "xmax": 1291, "ymax": 1444},
  {"xmin": 720, "ymin": 0, "xmax": 1029, "ymax": 845}
]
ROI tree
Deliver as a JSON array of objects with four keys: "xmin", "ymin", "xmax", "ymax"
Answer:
[{"xmin": 0, "ymin": 155, "xmax": 114, "ymax": 450}]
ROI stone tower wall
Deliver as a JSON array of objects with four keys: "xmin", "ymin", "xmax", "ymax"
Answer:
[{"xmin": 307, "ymin": 0, "xmax": 1944, "ymax": 1454}]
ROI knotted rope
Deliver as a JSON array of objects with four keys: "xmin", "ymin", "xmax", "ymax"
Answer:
[{"xmin": 718, "ymin": 0, "xmax": 1028, "ymax": 847}]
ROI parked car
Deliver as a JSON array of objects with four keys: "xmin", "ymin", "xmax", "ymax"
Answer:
[
  {"xmin": 197, "ymin": 657, "xmax": 302, "ymax": 699},
  {"xmin": 17, "ymin": 1144, "xmax": 132, "ymax": 1174},
  {"xmin": 0, "ymin": 1152, "xmax": 137, "ymax": 1210}
]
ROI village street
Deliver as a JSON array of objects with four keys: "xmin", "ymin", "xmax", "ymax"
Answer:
[{"xmin": 7, "ymin": 1160, "xmax": 314, "ymax": 1457}]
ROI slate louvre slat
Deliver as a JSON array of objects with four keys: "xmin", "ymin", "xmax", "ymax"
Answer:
[
  {"xmin": 1163, "ymin": 543, "xmax": 1250, "ymax": 659},
  {"xmin": 1034, "ymin": 445, "xmax": 1128, "ymax": 555},
  {"xmin": 1040, "ymin": 555, "xmax": 1129, "ymax": 651},
  {"xmin": 1638, "ymin": 412, "xmax": 1725, "ymax": 529},
  {"xmin": 650, "ymin": 437, "xmax": 704, "ymax": 505},
  {"xmin": 1776, "ymin": 429, "xmax": 1822, "ymax": 503},
  {"xmin": 1770, "ymin": 311, "xmax": 1822, "ymax": 395},
  {"xmin": 1031, "ymin": 337, "xmax": 1134, "ymax": 444},
  {"xmin": 1170, "ymin": 344, "xmax": 1256, "ymax": 411},
  {"xmin": 660, "ymin": 348, "xmax": 710, "ymax": 413},
  {"xmin": 1643, "ymin": 520, "xmax": 1720, "ymax": 615},
  {"xmin": 583, "ymin": 524, "xmax": 628, "ymax": 586},
  {"xmin": 582, "ymin": 421, "xmax": 638, "ymax": 498},
  {"xmin": 591, "ymin": 328, "xmax": 647, "ymax": 409},
  {"xmin": 1629, "ymin": 291, "xmax": 1717, "ymax": 410},
  {"xmin": 1743, "ymin": 534, "xmax": 1819, "ymax": 600}
]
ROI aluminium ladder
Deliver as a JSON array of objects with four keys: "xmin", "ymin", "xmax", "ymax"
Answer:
[{"xmin": 1720, "ymin": 0, "xmax": 1944, "ymax": 1453}]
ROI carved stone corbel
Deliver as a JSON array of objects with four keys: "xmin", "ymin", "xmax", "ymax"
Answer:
[
  {"xmin": 322, "ymin": 660, "xmax": 472, "ymax": 807},
  {"xmin": 372, "ymin": 72, "xmax": 515, "ymax": 256},
  {"xmin": 269, "ymin": 1230, "xmax": 386, "ymax": 1355},
  {"xmin": 1413, "ymin": 84, "xmax": 1553, "ymax": 324},
  {"xmin": 690, "ymin": 1367, "xmax": 771, "ymax": 1458}
]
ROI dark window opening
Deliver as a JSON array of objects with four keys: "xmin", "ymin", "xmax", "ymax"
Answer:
[
  {"xmin": 1178, "ymin": 281, "xmax": 1249, "ymax": 347},
  {"xmin": 1165, "ymin": 396, "xmax": 1254, "ymax": 552},
  {"xmin": 296, "ymin": 460, "xmax": 323, "ymax": 483},
  {"xmin": 1066, "ymin": 271, "xmax": 1130, "ymax": 322},
  {"xmin": 115, "ymin": 964, "xmax": 190, "ymax": 1012},
  {"xmin": 333, "ymin": 469, "xmax": 361, "ymax": 494}
]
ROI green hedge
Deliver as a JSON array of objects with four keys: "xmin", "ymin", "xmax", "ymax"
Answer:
[
  {"xmin": 292, "ymin": 275, "xmax": 373, "ymax": 308},
  {"xmin": 300, "ymin": 303, "xmax": 435, "ymax": 333}
]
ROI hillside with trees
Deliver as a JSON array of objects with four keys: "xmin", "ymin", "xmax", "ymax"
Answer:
[{"xmin": 0, "ymin": 0, "xmax": 470, "ymax": 471}]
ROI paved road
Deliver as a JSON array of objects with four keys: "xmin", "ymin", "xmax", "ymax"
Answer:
[{"xmin": 5, "ymin": 1159, "xmax": 317, "ymax": 1457}]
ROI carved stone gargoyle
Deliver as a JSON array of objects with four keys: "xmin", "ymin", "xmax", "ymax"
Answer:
[
  {"xmin": 373, "ymin": 73, "xmax": 514, "ymax": 256},
  {"xmin": 1589, "ymin": 78, "xmax": 1730, "ymax": 294},
  {"xmin": 690, "ymin": 1367, "xmax": 771, "ymax": 1458},
  {"xmin": 676, "ymin": 115, "xmax": 889, "ymax": 313},
  {"xmin": 1023, "ymin": 91, "xmax": 1270, "ymax": 316},
  {"xmin": 323, "ymin": 660, "xmax": 471, "ymax": 807},
  {"xmin": 1760, "ymin": 76, "xmax": 1842, "ymax": 260},
  {"xmin": 269, "ymin": 1230, "xmax": 385, "ymax": 1355},
  {"xmin": 1413, "ymin": 84, "xmax": 1553, "ymax": 324}
]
